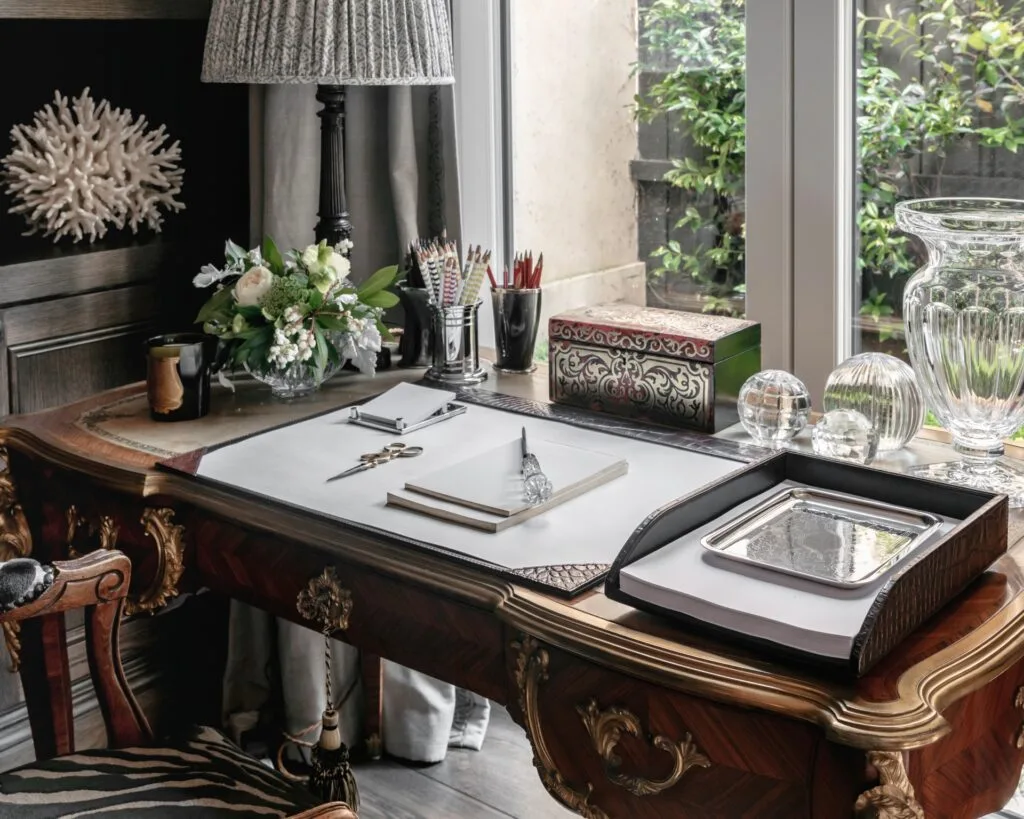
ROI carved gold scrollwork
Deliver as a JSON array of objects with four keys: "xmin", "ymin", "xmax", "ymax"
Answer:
[
  {"xmin": 854, "ymin": 750, "xmax": 925, "ymax": 819},
  {"xmin": 296, "ymin": 567, "xmax": 353, "ymax": 633},
  {"xmin": 1014, "ymin": 687, "xmax": 1024, "ymax": 749},
  {"xmin": 0, "ymin": 446, "xmax": 32, "ymax": 672},
  {"xmin": 577, "ymin": 699, "xmax": 710, "ymax": 797},
  {"xmin": 125, "ymin": 508, "xmax": 185, "ymax": 617},
  {"xmin": 65, "ymin": 505, "xmax": 119, "ymax": 558},
  {"xmin": 512, "ymin": 636, "xmax": 609, "ymax": 819}
]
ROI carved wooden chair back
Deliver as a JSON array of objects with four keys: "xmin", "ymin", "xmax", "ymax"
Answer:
[
  {"xmin": 0, "ymin": 550, "xmax": 150, "ymax": 759},
  {"xmin": 0, "ymin": 551, "xmax": 357, "ymax": 819}
]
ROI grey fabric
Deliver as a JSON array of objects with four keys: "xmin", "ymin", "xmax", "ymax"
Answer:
[
  {"xmin": 224, "ymin": 81, "xmax": 485, "ymax": 764},
  {"xmin": 203, "ymin": 0, "xmax": 454, "ymax": 86}
]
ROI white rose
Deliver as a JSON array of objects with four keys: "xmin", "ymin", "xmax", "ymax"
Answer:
[
  {"xmin": 326, "ymin": 250, "xmax": 351, "ymax": 280},
  {"xmin": 301, "ymin": 245, "xmax": 321, "ymax": 269},
  {"xmin": 234, "ymin": 266, "xmax": 274, "ymax": 307}
]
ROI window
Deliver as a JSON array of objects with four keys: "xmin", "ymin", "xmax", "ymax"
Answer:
[
  {"xmin": 451, "ymin": 2, "xmax": 1024, "ymax": 813},
  {"xmin": 852, "ymin": 1, "xmax": 1024, "ymax": 365}
]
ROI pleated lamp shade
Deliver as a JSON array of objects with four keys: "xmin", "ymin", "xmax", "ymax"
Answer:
[{"xmin": 202, "ymin": 0, "xmax": 455, "ymax": 86}]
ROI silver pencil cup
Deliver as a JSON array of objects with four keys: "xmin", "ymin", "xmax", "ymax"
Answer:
[
  {"xmin": 424, "ymin": 302, "xmax": 488, "ymax": 386},
  {"xmin": 491, "ymin": 288, "xmax": 542, "ymax": 373}
]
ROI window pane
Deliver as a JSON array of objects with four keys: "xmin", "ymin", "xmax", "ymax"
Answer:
[
  {"xmin": 508, "ymin": 0, "xmax": 747, "ymax": 320},
  {"xmin": 853, "ymin": 0, "xmax": 1024, "ymax": 360}
]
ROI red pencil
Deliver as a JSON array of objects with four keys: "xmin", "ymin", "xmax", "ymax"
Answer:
[{"xmin": 486, "ymin": 265, "xmax": 498, "ymax": 290}]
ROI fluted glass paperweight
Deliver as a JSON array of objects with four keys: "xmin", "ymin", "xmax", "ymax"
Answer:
[
  {"xmin": 823, "ymin": 353, "xmax": 924, "ymax": 451},
  {"xmin": 812, "ymin": 409, "xmax": 879, "ymax": 465},
  {"xmin": 898, "ymin": 198, "xmax": 1024, "ymax": 506},
  {"xmin": 737, "ymin": 370, "xmax": 811, "ymax": 448}
]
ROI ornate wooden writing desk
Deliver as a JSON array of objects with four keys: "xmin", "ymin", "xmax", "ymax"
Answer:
[{"xmin": 2, "ymin": 369, "xmax": 1024, "ymax": 819}]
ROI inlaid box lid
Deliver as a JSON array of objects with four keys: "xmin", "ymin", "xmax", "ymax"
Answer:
[{"xmin": 548, "ymin": 304, "xmax": 760, "ymax": 363}]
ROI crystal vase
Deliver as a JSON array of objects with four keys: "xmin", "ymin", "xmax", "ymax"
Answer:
[
  {"xmin": 897, "ymin": 198, "xmax": 1024, "ymax": 505},
  {"xmin": 245, "ymin": 360, "xmax": 344, "ymax": 399}
]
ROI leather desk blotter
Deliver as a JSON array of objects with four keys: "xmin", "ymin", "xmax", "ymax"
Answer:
[{"xmin": 160, "ymin": 391, "xmax": 756, "ymax": 597}]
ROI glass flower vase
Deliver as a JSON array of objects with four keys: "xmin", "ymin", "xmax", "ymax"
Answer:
[
  {"xmin": 245, "ymin": 360, "xmax": 344, "ymax": 399},
  {"xmin": 897, "ymin": 198, "xmax": 1024, "ymax": 505}
]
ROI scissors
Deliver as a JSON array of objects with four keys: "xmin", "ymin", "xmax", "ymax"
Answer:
[{"xmin": 325, "ymin": 442, "xmax": 424, "ymax": 483}]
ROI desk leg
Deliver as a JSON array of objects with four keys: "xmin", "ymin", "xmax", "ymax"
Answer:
[
  {"xmin": 361, "ymin": 653, "xmax": 383, "ymax": 760},
  {"xmin": 855, "ymin": 751, "xmax": 924, "ymax": 818}
]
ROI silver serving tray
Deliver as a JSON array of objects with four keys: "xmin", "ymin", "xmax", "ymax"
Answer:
[{"xmin": 700, "ymin": 487, "xmax": 942, "ymax": 588}]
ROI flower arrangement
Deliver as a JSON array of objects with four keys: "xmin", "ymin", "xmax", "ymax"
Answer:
[{"xmin": 194, "ymin": 237, "xmax": 398, "ymax": 386}]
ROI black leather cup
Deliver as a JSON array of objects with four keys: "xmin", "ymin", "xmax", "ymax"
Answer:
[{"xmin": 491, "ymin": 289, "xmax": 542, "ymax": 373}]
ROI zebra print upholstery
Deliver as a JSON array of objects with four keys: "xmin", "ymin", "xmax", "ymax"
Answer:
[{"xmin": 0, "ymin": 725, "xmax": 323, "ymax": 818}]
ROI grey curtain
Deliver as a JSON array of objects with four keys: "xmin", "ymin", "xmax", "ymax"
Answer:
[{"xmin": 222, "ymin": 82, "xmax": 488, "ymax": 764}]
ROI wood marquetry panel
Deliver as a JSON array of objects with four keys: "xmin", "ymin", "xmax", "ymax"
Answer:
[
  {"xmin": 190, "ymin": 515, "xmax": 509, "ymax": 703},
  {"xmin": 909, "ymin": 657, "xmax": 1024, "ymax": 819},
  {"xmin": 504, "ymin": 635, "xmax": 865, "ymax": 819}
]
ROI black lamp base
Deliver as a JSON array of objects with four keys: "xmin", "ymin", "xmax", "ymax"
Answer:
[{"xmin": 315, "ymin": 84, "xmax": 352, "ymax": 247}]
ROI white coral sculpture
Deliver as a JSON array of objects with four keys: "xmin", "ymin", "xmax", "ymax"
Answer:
[{"xmin": 1, "ymin": 88, "xmax": 185, "ymax": 243}]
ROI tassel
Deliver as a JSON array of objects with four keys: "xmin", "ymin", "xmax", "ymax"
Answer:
[{"xmin": 310, "ymin": 707, "xmax": 359, "ymax": 812}]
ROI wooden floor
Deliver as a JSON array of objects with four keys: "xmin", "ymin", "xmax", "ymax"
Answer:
[
  {"xmin": 352, "ymin": 706, "xmax": 1024, "ymax": 819},
  {"xmin": 353, "ymin": 706, "xmax": 573, "ymax": 819}
]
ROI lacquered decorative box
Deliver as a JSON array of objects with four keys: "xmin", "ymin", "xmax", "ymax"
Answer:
[{"xmin": 548, "ymin": 304, "xmax": 761, "ymax": 433}]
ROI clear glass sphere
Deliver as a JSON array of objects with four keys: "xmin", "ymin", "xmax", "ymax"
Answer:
[
  {"xmin": 823, "ymin": 353, "xmax": 924, "ymax": 451},
  {"xmin": 812, "ymin": 409, "xmax": 879, "ymax": 465},
  {"xmin": 737, "ymin": 370, "xmax": 811, "ymax": 447}
]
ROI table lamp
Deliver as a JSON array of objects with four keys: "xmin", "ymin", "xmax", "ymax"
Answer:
[{"xmin": 202, "ymin": 0, "xmax": 455, "ymax": 247}]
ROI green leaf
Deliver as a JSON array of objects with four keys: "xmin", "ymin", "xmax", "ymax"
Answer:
[
  {"xmin": 312, "ymin": 324, "xmax": 328, "ymax": 377},
  {"xmin": 968, "ymin": 30, "xmax": 987, "ymax": 50},
  {"xmin": 309, "ymin": 289, "xmax": 325, "ymax": 310},
  {"xmin": 195, "ymin": 286, "xmax": 235, "ymax": 324},
  {"xmin": 361, "ymin": 290, "xmax": 400, "ymax": 309},
  {"xmin": 262, "ymin": 236, "xmax": 285, "ymax": 275},
  {"xmin": 357, "ymin": 265, "xmax": 400, "ymax": 299},
  {"xmin": 316, "ymin": 314, "xmax": 349, "ymax": 331},
  {"xmin": 225, "ymin": 239, "xmax": 247, "ymax": 263}
]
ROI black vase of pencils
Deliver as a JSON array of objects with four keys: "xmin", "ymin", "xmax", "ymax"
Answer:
[{"xmin": 491, "ymin": 252, "xmax": 544, "ymax": 373}]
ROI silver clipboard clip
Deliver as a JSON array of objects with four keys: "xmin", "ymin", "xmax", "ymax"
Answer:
[{"xmin": 348, "ymin": 401, "xmax": 467, "ymax": 435}]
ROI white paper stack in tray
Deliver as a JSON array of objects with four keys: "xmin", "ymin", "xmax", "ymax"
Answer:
[{"xmin": 387, "ymin": 437, "xmax": 628, "ymax": 532}]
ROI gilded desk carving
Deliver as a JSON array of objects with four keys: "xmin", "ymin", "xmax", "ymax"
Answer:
[
  {"xmin": 512, "ymin": 635, "xmax": 609, "ymax": 819},
  {"xmin": 65, "ymin": 505, "xmax": 119, "ymax": 558},
  {"xmin": 0, "ymin": 446, "xmax": 32, "ymax": 672},
  {"xmin": 854, "ymin": 751, "xmax": 925, "ymax": 819},
  {"xmin": 296, "ymin": 567, "xmax": 353, "ymax": 633},
  {"xmin": 577, "ymin": 698, "xmax": 710, "ymax": 797},
  {"xmin": 125, "ymin": 508, "xmax": 185, "ymax": 617}
]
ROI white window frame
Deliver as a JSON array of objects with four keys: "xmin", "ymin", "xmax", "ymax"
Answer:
[{"xmin": 453, "ymin": 0, "xmax": 854, "ymax": 400}]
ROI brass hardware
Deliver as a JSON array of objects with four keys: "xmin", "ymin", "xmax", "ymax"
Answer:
[
  {"xmin": 512, "ymin": 636, "xmax": 609, "ymax": 819},
  {"xmin": 1015, "ymin": 687, "xmax": 1024, "ymax": 749},
  {"xmin": 125, "ymin": 508, "xmax": 185, "ymax": 617},
  {"xmin": 297, "ymin": 567, "xmax": 353, "ymax": 633},
  {"xmin": 66, "ymin": 505, "xmax": 119, "ymax": 558},
  {"xmin": 577, "ymin": 698, "xmax": 710, "ymax": 797},
  {"xmin": 854, "ymin": 750, "xmax": 924, "ymax": 819},
  {"xmin": 0, "ymin": 446, "xmax": 32, "ymax": 672}
]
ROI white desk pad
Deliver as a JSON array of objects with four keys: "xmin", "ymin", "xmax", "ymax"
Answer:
[
  {"xmin": 618, "ymin": 480, "xmax": 958, "ymax": 659},
  {"xmin": 165, "ymin": 400, "xmax": 746, "ymax": 586}
]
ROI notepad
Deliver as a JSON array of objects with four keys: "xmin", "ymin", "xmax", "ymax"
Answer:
[
  {"xmin": 402, "ymin": 438, "xmax": 628, "ymax": 517},
  {"xmin": 355, "ymin": 383, "xmax": 456, "ymax": 428}
]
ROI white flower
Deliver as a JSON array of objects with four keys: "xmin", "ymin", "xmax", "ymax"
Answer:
[
  {"xmin": 234, "ymin": 266, "xmax": 274, "ymax": 307},
  {"xmin": 283, "ymin": 306, "xmax": 304, "ymax": 324},
  {"xmin": 193, "ymin": 263, "xmax": 231, "ymax": 289},
  {"xmin": 337, "ymin": 322, "xmax": 382, "ymax": 376},
  {"xmin": 325, "ymin": 250, "xmax": 351, "ymax": 280},
  {"xmin": 335, "ymin": 238, "xmax": 354, "ymax": 256},
  {"xmin": 300, "ymin": 245, "xmax": 320, "ymax": 269}
]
